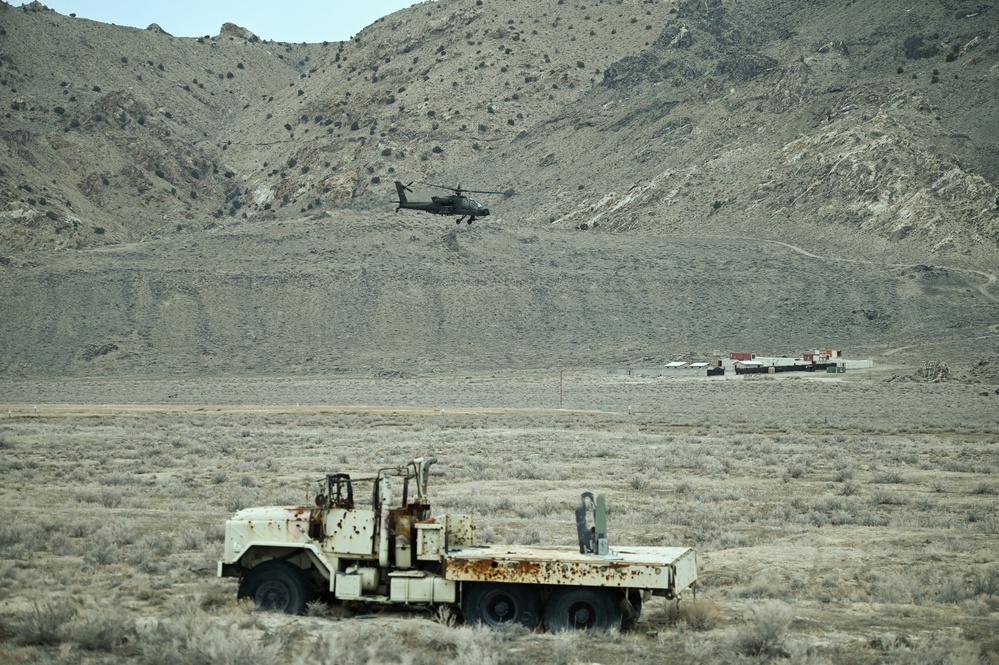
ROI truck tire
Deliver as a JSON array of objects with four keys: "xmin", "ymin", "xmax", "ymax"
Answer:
[
  {"xmin": 237, "ymin": 560, "xmax": 313, "ymax": 615},
  {"xmin": 543, "ymin": 587, "xmax": 622, "ymax": 632},
  {"xmin": 462, "ymin": 583, "xmax": 541, "ymax": 629}
]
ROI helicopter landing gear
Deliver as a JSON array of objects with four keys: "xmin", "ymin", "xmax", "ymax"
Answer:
[{"xmin": 456, "ymin": 216, "xmax": 475, "ymax": 225}]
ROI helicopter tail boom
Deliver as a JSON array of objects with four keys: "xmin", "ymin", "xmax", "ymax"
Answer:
[{"xmin": 394, "ymin": 180, "xmax": 411, "ymax": 205}]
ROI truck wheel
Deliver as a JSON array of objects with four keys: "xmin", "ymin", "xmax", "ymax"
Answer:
[
  {"xmin": 462, "ymin": 583, "xmax": 541, "ymax": 629},
  {"xmin": 544, "ymin": 587, "xmax": 621, "ymax": 632},
  {"xmin": 237, "ymin": 560, "xmax": 313, "ymax": 615}
]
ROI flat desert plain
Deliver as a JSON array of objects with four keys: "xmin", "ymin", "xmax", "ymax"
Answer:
[{"xmin": 1, "ymin": 370, "xmax": 997, "ymax": 664}]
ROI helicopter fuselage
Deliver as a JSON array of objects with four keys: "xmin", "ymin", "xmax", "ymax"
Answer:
[
  {"xmin": 428, "ymin": 195, "xmax": 489, "ymax": 217},
  {"xmin": 397, "ymin": 197, "xmax": 489, "ymax": 221}
]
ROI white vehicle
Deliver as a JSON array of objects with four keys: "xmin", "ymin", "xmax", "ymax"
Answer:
[{"xmin": 218, "ymin": 457, "xmax": 697, "ymax": 631}]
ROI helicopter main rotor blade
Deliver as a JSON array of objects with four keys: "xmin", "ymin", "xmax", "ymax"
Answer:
[
  {"xmin": 459, "ymin": 188, "xmax": 512, "ymax": 195},
  {"xmin": 420, "ymin": 181, "xmax": 513, "ymax": 196}
]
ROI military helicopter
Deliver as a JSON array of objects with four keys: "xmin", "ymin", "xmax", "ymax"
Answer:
[{"xmin": 394, "ymin": 180, "xmax": 510, "ymax": 224}]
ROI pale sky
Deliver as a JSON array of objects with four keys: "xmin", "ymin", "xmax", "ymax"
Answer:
[{"xmin": 35, "ymin": 1, "xmax": 422, "ymax": 43}]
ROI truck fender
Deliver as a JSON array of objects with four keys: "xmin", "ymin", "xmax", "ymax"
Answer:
[{"xmin": 219, "ymin": 543, "xmax": 333, "ymax": 586}]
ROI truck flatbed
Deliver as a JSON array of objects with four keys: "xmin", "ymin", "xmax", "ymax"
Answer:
[{"xmin": 444, "ymin": 545, "xmax": 696, "ymax": 597}]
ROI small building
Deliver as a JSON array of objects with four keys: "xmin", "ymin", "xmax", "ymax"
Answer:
[{"xmin": 733, "ymin": 360, "xmax": 767, "ymax": 375}]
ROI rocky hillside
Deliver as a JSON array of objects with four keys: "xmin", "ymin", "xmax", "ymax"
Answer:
[
  {"xmin": 4, "ymin": 0, "xmax": 998, "ymax": 253},
  {"xmin": 1, "ymin": 0, "xmax": 997, "ymax": 379},
  {"xmin": 1, "ymin": 0, "xmax": 692, "ymax": 249}
]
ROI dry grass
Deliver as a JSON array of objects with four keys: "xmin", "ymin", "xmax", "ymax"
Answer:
[
  {"xmin": 670, "ymin": 599, "xmax": 721, "ymax": 632},
  {"xmin": 1, "ymin": 373, "xmax": 998, "ymax": 663}
]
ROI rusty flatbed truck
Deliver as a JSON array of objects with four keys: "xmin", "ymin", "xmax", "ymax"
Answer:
[{"xmin": 218, "ymin": 457, "xmax": 697, "ymax": 631}]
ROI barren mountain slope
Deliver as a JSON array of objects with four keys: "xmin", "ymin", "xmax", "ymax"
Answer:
[
  {"xmin": 451, "ymin": 0, "xmax": 999, "ymax": 262},
  {"xmin": 2, "ymin": 212, "xmax": 996, "ymax": 378},
  {"xmin": 0, "ymin": 0, "xmax": 683, "ymax": 250},
  {"xmin": 4, "ymin": 1, "xmax": 998, "ymax": 256},
  {"xmin": 1, "ymin": 0, "xmax": 997, "ymax": 380},
  {"xmin": 0, "ymin": 1, "xmax": 326, "ymax": 249}
]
